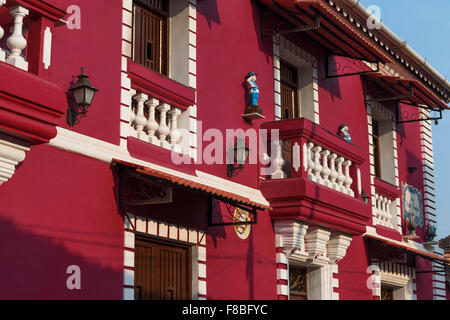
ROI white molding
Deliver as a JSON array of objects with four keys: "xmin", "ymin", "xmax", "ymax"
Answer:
[
  {"xmin": 274, "ymin": 220, "xmax": 308, "ymax": 256},
  {"xmin": 327, "ymin": 233, "xmax": 352, "ymax": 264},
  {"xmin": 48, "ymin": 127, "xmax": 269, "ymax": 208},
  {"xmin": 42, "ymin": 27, "xmax": 52, "ymax": 69},
  {"xmin": 0, "ymin": 134, "xmax": 30, "ymax": 186}
]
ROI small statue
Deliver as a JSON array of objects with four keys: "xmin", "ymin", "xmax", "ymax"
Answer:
[
  {"xmin": 426, "ymin": 224, "xmax": 437, "ymax": 242},
  {"xmin": 338, "ymin": 123, "xmax": 351, "ymax": 143},
  {"xmin": 246, "ymin": 72, "xmax": 260, "ymax": 107}
]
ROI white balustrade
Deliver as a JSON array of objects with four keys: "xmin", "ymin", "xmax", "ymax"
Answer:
[
  {"xmin": 271, "ymin": 140, "xmax": 285, "ymax": 179},
  {"xmin": 130, "ymin": 92, "xmax": 185, "ymax": 152},
  {"xmin": 374, "ymin": 193, "xmax": 393, "ymax": 228},
  {"xmin": 305, "ymin": 141, "xmax": 355, "ymax": 196},
  {"xmin": 3, "ymin": 5, "xmax": 29, "ymax": 70},
  {"xmin": 0, "ymin": 1, "xmax": 6, "ymax": 62}
]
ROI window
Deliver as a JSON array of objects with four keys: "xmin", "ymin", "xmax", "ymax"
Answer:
[
  {"xmin": 289, "ymin": 266, "xmax": 308, "ymax": 300},
  {"xmin": 134, "ymin": 235, "xmax": 192, "ymax": 300},
  {"xmin": 277, "ymin": 37, "xmax": 316, "ymax": 123},
  {"xmin": 370, "ymin": 110, "xmax": 396, "ymax": 185},
  {"xmin": 372, "ymin": 119, "xmax": 382, "ymax": 179},
  {"xmin": 280, "ymin": 60, "xmax": 300, "ymax": 120},
  {"xmin": 133, "ymin": 0, "xmax": 169, "ymax": 75},
  {"xmin": 381, "ymin": 285, "xmax": 394, "ymax": 300}
]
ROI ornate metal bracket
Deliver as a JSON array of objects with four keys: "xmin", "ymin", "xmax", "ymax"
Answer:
[
  {"xmin": 260, "ymin": 6, "xmax": 320, "ymax": 38},
  {"xmin": 395, "ymin": 102, "xmax": 443, "ymax": 125},
  {"xmin": 118, "ymin": 168, "xmax": 173, "ymax": 207},
  {"xmin": 208, "ymin": 197, "xmax": 258, "ymax": 227},
  {"xmin": 327, "ymin": 53, "xmax": 380, "ymax": 78}
]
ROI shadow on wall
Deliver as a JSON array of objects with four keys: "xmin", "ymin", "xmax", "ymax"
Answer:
[
  {"xmin": 198, "ymin": 0, "xmax": 221, "ymax": 29},
  {"xmin": 0, "ymin": 217, "xmax": 123, "ymax": 300}
]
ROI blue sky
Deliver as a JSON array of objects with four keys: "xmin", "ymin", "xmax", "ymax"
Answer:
[{"xmin": 359, "ymin": 0, "xmax": 450, "ymax": 240}]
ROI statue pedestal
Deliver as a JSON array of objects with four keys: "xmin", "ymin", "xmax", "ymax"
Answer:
[{"xmin": 243, "ymin": 105, "xmax": 265, "ymax": 120}]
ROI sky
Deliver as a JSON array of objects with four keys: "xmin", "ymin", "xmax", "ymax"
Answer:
[{"xmin": 358, "ymin": 0, "xmax": 450, "ymax": 240}]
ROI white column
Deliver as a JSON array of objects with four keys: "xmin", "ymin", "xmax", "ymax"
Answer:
[
  {"xmin": 129, "ymin": 89, "xmax": 136, "ymax": 131},
  {"xmin": 6, "ymin": 5, "xmax": 29, "ymax": 71},
  {"xmin": 168, "ymin": 108, "xmax": 182, "ymax": 150},
  {"xmin": 321, "ymin": 149, "xmax": 331, "ymax": 187},
  {"xmin": 145, "ymin": 98, "xmax": 160, "ymax": 145},
  {"xmin": 133, "ymin": 93, "xmax": 148, "ymax": 140},
  {"xmin": 343, "ymin": 160, "xmax": 353, "ymax": 196},
  {"xmin": 271, "ymin": 140, "xmax": 285, "ymax": 179},
  {"xmin": 312, "ymin": 145, "xmax": 323, "ymax": 184},
  {"xmin": 0, "ymin": 0, "xmax": 6, "ymax": 62},
  {"xmin": 335, "ymin": 157, "xmax": 345, "ymax": 192},
  {"xmin": 157, "ymin": 103, "xmax": 171, "ymax": 148},
  {"xmin": 307, "ymin": 142, "xmax": 315, "ymax": 180},
  {"xmin": 329, "ymin": 153, "xmax": 338, "ymax": 189}
]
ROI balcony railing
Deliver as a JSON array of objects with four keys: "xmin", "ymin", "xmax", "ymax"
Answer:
[
  {"xmin": 0, "ymin": 3, "xmax": 29, "ymax": 70},
  {"xmin": 0, "ymin": 1, "xmax": 65, "ymax": 73},
  {"xmin": 260, "ymin": 118, "xmax": 370, "ymax": 235},
  {"xmin": 262, "ymin": 118, "xmax": 365, "ymax": 199},
  {"xmin": 130, "ymin": 90, "xmax": 184, "ymax": 152},
  {"xmin": 372, "ymin": 177, "xmax": 400, "ymax": 230},
  {"xmin": 126, "ymin": 59, "xmax": 196, "ymax": 155}
]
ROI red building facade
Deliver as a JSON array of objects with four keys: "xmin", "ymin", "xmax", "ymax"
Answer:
[{"xmin": 0, "ymin": 0, "xmax": 448, "ymax": 300}]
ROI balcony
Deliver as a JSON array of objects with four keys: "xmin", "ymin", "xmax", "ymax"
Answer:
[
  {"xmin": 0, "ymin": 1, "xmax": 67, "ymax": 185},
  {"xmin": 125, "ymin": 59, "xmax": 196, "ymax": 156},
  {"xmin": 372, "ymin": 177, "xmax": 401, "ymax": 231},
  {"xmin": 260, "ymin": 118, "xmax": 371, "ymax": 235},
  {"xmin": 0, "ymin": 0, "xmax": 66, "ymax": 73}
]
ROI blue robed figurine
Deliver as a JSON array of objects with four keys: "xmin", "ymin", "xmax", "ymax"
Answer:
[{"xmin": 246, "ymin": 72, "xmax": 260, "ymax": 107}]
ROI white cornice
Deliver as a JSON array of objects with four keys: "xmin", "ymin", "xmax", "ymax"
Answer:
[{"xmin": 48, "ymin": 127, "xmax": 269, "ymax": 207}]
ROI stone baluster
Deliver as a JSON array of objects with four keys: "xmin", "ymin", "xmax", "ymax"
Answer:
[
  {"xmin": 329, "ymin": 153, "xmax": 338, "ymax": 189},
  {"xmin": 168, "ymin": 108, "xmax": 182, "ymax": 148},
  {"xmin": 320, "ymin": 150, "xmax": 331, "ymax": 187},
  {"xmin": 307, "ymin": 142, "xmax": 315, "ymax": 180},
  {"xmin": 343, "ymin": 160, "xmax": 353, "ymax": 196},
  {"xmin": 386, "ymin": 199, "xmax": 392, "ymax": 227},
  {"xmin": 129, "ymin": 89, "xmax": 136, "ymax": 129},
  {"xmin": 336, "ymin": 157, "xmax": 345, "ymax": 192},
  {"xmin": 6, "ymin": 5, "xmax": 29, "ymax": 71},
  {"xmin": 133, "ymin": 93, "xmax": 148, "ymax": 140},
  {"xmin": 0, "ymin": 0, "xmax": 6, "ymax": 62},
  {"xmin": 145, "ymin": 98, "xmax": 160, "ymax": 144},
  {"xmin": 271, "ymin": 140, "xmax": 285, "ymax": 179},
  {"xmin": 312, "ymin": 145, "xmax": 323, "ymax": 184},
  {"xmin": 157, "ymin": 103, "xmax": 171, "ymax": 147}
]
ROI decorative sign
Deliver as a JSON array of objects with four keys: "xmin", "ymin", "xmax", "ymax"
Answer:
[
  {"xmin": 233, "ymin": 208, "xmax": 251, "ymax": 240},
  {"xmin": 402, "ymin": 184, "xmax": 424, "ymax": 227},
  {"xmin": 120, "ymin": 170, "xmax": 172, "ymax": 206}
]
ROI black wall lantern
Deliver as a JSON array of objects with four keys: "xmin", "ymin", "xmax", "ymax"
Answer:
[
  {"xmin": 227, "ymin": 138, "xmax": 250, "ymax": 178},
  {"xmin": 67, "ymin": 67, "xmax": 99, "ymax": 127}
]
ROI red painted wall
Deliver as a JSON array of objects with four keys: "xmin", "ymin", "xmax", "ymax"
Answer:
[
  {"xmin": 38, "ymin": 0, "xmax": 123, "ymax": 145},
  {"xmin": 337, "ymin": 237, "xmax": 374, "ymax": 300},
  {"xmin": 0, "ymin": 145, "xmax": 124, "ymax": 299},
  {"xmin": 0, "ymin": 0, "xmax": 441, "ymax": 300}
]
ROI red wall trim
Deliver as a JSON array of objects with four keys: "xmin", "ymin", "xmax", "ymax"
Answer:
[{"xmin": 127, "ymin": 59, "xmax": 196, "ymax": 110}]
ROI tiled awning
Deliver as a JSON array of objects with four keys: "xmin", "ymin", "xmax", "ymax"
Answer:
[
  {"xmin": 365, "ymin": 234, "xmax": 447, "ymax": 263},
  {"xmin": 258, "ymin": 0, "xmax": 392, "ymax": 63},
  {"xmin": 364, "ymin": 73, "xmax": 450, "ymax": 110},
  {"xmin": 112, "ymin": 159, "xmax": 269, "ymax": 211}
]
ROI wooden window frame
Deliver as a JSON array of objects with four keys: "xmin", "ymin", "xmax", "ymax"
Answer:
[
  {"xmin": 372, "ymin": 118, "xmax": 382, "ymax": 179},
  {"xmin": 280, "ymin": 60, "xmax": 300, "ymax": 120},
  {"xmin": 132, "ymin": 0, "xmax": 170, "ymax": 76},
  {"xmin": 289, "ymin": 266, "xmax": 308, "ymax": 300},
  {"xmin": 134, "ymin": 233, "xmax": 193, "ymax": 300}
]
